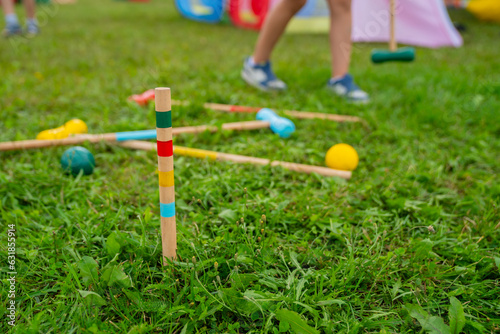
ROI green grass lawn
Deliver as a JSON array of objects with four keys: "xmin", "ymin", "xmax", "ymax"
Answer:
[{"xmin": 1, "ymin": 1, "xmax": 499, "ymax": 333}]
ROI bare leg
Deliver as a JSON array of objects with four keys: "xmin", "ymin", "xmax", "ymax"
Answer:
[
  {"xmin": 326, "ymin": 0, "xmax": 369, "ymax": 102},
  {"xmin": 327, "ymin": 0, "xmax": 352, "ymax": 78},
  {"xmin": 252, "ymin": 0, "xmax": 306, "ymax": 63},
  {"xmin": 1, "ymin": 0, "xmax": 16, "ymax": 15},
  {"xmin": 23, "ymin": 0, "xmax": 36, "ymax": 19}
]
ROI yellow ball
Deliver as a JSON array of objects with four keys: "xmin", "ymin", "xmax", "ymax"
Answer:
[
  {"xmin": 325, "ymin": 144, "xmax": 359, "ymax": 171},
  {"xmin": 64, "ymin": 119, "xmax": 88, "ymax": 134}
]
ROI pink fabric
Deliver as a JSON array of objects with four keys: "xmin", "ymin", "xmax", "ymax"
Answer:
[
  {"xmin": 351, "ymin": 0, "xmax": 463, "ymax": 48},
  {"xmin": 269, "ymin": 0, "xmax": 463, "ymax": 48}
]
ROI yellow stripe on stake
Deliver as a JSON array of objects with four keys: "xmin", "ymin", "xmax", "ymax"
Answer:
[{"xmin": 159, "ymin": 170, "xmax": 174, "ymax": 187}]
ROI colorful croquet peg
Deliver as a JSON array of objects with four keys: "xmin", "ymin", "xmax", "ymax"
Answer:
[
  {"xmin": 155, "ymin": 87, "xmax": 177, "ymax": 264},
  {"xmin": 129, "ymin": 89, "xmax": 156, "ymax": 106},
  {"xmin": 256, "ymin": 108, "xmax": 295, "ymax": 138}
]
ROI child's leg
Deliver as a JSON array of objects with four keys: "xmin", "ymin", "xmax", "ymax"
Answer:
[
  {"xmin": 22, "ymin": 0, "xmax": 36, "ymax": 19},
  {"xmin": 326, "ymin": 0, "xmax": 369, "ymax": 102},
  {"xmin": 1, "ymin": 0, "xmax": 16, "ymax": 15},
  {"xmin": 2, "ymin": 0, "xmax": 22, "ymax": 35},
  {"xmin": 242, "ymin": 0, "xmax": 306, "ymax": 91},
  {"xmin": 253, "ymin": 0, "xmax": 307, "ymax": 62},
  {"xmin": 327, "ymin": 0, "xmax": 352, "ymax": 78},
  {"xmin": 21, "ymin": 0, "xmax": 38, "ymax": 35}
]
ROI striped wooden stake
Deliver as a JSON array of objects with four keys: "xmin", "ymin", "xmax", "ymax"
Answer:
[{"xmin": 155, "ymin": 87, "xmax": 176, "ymax": 264}]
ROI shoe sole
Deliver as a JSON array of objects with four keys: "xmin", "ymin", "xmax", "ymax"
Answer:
[{"xmin": 241, "ymin": 69, "xmax": 286, "ymax": 92}]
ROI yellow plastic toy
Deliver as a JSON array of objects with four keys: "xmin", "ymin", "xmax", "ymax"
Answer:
[
  {"xmin": 325, "ymin": 144, "xmax": 359, "ymax": 171},
  {"xmin": 467, "ymin": 0, "xmax": 500, "ymax": 23},
  {"xmin": 36, "ymin": 126, "xmax": 70, "ymax": 140},
  {"xmin": 36, "ymin": 119, "xmax": 88, "ymax": 140},
  {"xmin": 64, "ymin": 119, "xmax": 88, "ymax": 134}
]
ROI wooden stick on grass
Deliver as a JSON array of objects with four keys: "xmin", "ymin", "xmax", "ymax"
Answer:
[
  {"xmin": 171, "ymin": 100, "xmax": 362, "ymax": 123},
  {"xmin": 118, "ymin": 140, "xmax": 352, "ymax": 180},
  {"xmin": 0, "ymin": 121, "xmax": 275, "ymax": 152}
]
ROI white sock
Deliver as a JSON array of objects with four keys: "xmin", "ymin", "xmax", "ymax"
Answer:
[
  {"xmin": 5, "ymin": 14, "xmax": 19, "ymax": 26},
  {"xmin": 248, "ymin": 57, "xmax": 268, "ymax": 66},
  {"xmin": 331, "ymin": 74, "xmax": 346, "ymax": 82}
]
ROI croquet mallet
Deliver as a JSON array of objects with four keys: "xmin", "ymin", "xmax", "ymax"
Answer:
[
  {"xmin": 371, "ymin": 0, "xmax": 415, "ymax": 64},
  {"xmin": 118, "ymin": 140, "xmax": 352, "ymax": 180},
  {"xmin": 0, "ymin": 116, "xmax": 295, "ymax": 152}
]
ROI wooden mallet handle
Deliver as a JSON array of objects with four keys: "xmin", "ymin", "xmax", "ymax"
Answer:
[
  {"xmin": 171, "ymin": 100, "xmax": 363, "ymax": 123},
  {"xmin": 390, "ymin": 0, "xmax": 397, "ymax": 52},
  {"xmin": 0, "ymin": 134, "xmax": 116, "ymax": 151},
  {"xmin": 118, "ymin": 140, "xmax": 352, "ymax": 180},
  {"xmin": 0, "ymin": 121, "xmax": 273, "ymax": 152}
]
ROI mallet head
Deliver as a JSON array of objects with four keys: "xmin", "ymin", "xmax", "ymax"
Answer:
[
  {"xmin": 256, "ymin": 108, "xmax": 295, "ymax": 138},
  {"xmin": 371, "ymin": 47, "xmax": 416, "ymax": 64}
]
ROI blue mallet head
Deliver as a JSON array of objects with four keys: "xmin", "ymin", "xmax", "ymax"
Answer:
[{"xmin": 256, "ymin": 108, "xmax": 295, "ymax": 138}]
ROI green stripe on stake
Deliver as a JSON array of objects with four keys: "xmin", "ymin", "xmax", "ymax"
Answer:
[{"xmin": 156, "ymin": 111, "xmax": 172, "ymax": 128}]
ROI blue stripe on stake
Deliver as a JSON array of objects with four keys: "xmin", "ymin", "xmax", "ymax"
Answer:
[
  {"xmin": 160, "ymin": 202, "xmax": 175, "ymax": 218},
  {"xmin": 115, "ymin": 130, "xmax": 157, "ymax": 141}
]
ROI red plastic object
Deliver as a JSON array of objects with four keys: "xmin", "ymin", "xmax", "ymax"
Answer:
[
  {"xmin": 229, "ymin": 0, "xmax": 270, "ymax": 30},
  {"xmin": 129, "ymin": 89, "xmax": 155, "ymax": 106},
  {"xmin": 229, "ymin": 105, "xmax": 261, "ymax": 113}
]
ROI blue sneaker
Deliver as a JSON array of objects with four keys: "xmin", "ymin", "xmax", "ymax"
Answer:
[
  {"xmin": 328, "ymin": 74, "xmax": 370, "ymax": 103},
  {"xmin": 2, "ymin": 22, "xmax": 22, "ymax": 37},
  {"xmin": 241, "ymin": 57, "xmax": 287, "ymax": 92},
  {"xmin": 25, "ymin": 21, "xmax": 40, "ymax": 38}
]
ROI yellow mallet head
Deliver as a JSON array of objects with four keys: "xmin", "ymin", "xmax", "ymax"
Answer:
[
  {"xmin": 325, "ymin": 144, "xmax": 359, "ymax": 171},
  {"xmin": 36, "ymin": 126, "xmax": 70, "ymax": 140},
  {"xmin": 64, "ymin": 119, "xmax": 88, "ymax": 134}
]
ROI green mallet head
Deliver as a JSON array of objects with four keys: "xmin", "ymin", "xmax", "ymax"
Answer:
[{"xmin": 371, "ymin": 47, "xmax": 416, "ymax": 64}]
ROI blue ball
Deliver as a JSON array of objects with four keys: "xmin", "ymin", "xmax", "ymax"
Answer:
[{"xmin": 60, "ymin": 146, "xmax": 95, "ymax": 176}]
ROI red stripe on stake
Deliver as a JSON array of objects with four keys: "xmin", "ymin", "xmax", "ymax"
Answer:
[{"xmin": 157, "ymin": 140, "xmax": 173, "ymax": 157}]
